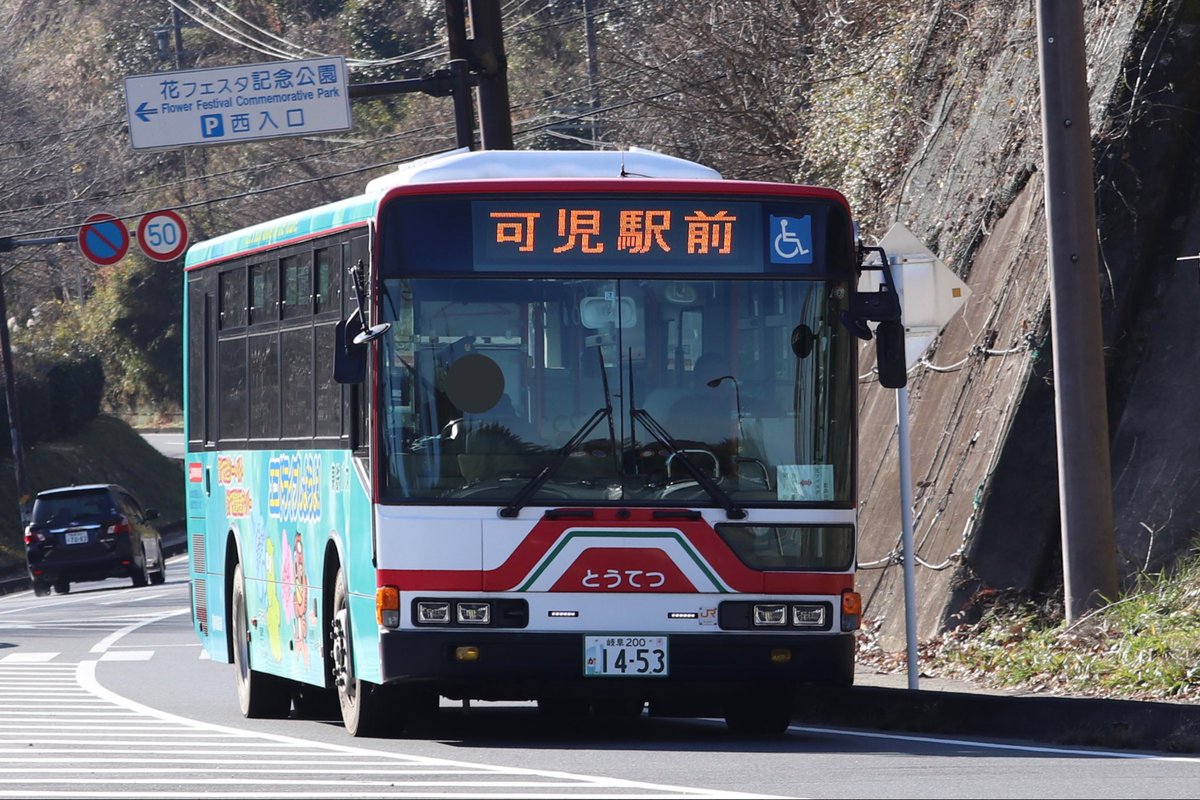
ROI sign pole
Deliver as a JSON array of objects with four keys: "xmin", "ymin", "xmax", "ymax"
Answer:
[
  {"xmin": 891, "ymin": 258, "xmax": 920, "ymax": 691},
  {"xmin": 0, "ymin": 234, "xmax": 81, "ymax": 527},
  {"xmin": 0, "ymin": 249, "xmax": 33, "ymax": 527},
  {"xmin": 870, "ymin": 224, "xmax": 972, "ymax": 691}
]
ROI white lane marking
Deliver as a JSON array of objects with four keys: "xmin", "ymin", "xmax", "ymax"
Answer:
[
  {"xmin": 0, "ymin": 759, "xmax": 484, "ymax": 769},
  {"xmin": 786, "ymin": 724, "xmax": 1200, "ymax": 764},
  {"xmin": 0, "ymin": 767, "xmax": 497, "ymax": 774},
  {"xmin": 0, "ymin": 793, "xmax": 662, "ymax": 798},
  {"xmin": 0, "ymin": 652, "xmax": 59, "ymax": 663},
  {"xmin": 100, "ymin": 592, "xmax": 168, "ymax": 606},
  {"xmin": 74, "ymin": 609, "xmax": 781, "ymax": 800},
  {"xmin": 0, "ymin": 587, "xmax": 173, "ymax": 614},
  {"xmin": 89, "ymin": 608, "xmax": 189, "ymax": 653},
  {"xmin": 99, "ymin": 650, "xmax": 154, "ymax": 661}
]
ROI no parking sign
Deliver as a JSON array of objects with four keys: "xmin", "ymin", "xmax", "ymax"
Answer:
[
  {"xmin": 77, "ymin": 213, "xmax": 130, "ymax": 266},
  {"xmin": 136, "ymin": 209, "xmax": 189, "ymax": 262}
]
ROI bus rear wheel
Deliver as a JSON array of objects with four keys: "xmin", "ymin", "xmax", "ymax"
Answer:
[{"xmin": 232, "ymin": 563, "xmax": 291, "ymax": 718}]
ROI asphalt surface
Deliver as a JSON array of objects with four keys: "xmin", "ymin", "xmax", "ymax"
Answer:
[{"xmin": 3, "ymin": 429, "xmax": 1194, "ymax": 756}]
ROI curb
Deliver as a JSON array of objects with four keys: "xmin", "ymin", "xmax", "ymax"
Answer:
[{"xmin": 795, "ymin": 684, "xmax": 1200, "ymax": 753}]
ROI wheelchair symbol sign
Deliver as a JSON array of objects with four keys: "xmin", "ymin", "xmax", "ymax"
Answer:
[{"xmin": 769, "ymin": 215, "xmax": 813, "ymax": 265}]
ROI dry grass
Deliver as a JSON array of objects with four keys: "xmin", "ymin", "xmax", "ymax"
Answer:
[{"xmin": 859, "ymin": 552, "xmax": 1200, "ymax": 703}]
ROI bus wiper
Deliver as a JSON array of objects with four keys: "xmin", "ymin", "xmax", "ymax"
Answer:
[
  {"xmin": 631, "ymin": 408, "xmax": 747, "ymax": 520},
  {"xmin": 499, "ymin": 406, "xmax": 612, "ymax": 518}
]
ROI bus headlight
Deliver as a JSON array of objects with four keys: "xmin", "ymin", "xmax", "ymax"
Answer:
[
  {"xmin": 456, "ymin": 602, "xmax": 491, "ymax": 625},
  {"xmin": 791, "ymin": 604, "xmax": 826, "ymax": 627},
  {"xmin": 752, "ymin": 603, "xmax": 788, "ymax": 626},
  {"xmin": 416, "ymin": 601, "xmax": 452, "ymax": 624}
]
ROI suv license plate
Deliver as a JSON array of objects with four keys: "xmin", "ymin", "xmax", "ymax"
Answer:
[
  {"xmin": 584, "ymin": 636, "xmax": 668, "ymax": 677},
  {"xmin": 65, "ymin": 531, "xmax": 88, "ymax": 545}
]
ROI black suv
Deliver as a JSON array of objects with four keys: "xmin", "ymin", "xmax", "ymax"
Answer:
[{"xmin": 24, "ymin": 484, "xmax": 166, "ymax": 596}]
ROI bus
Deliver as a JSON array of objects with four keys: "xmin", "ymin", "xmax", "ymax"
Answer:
[{"xmin": 184, "ymin": 147, "xmax": 904, "ymax": 737}]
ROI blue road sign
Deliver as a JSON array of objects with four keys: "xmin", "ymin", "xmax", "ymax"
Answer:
[
  {"xmin": 78, "ymin": 213, "xmax": 130, "ymax": 266},
  {"xmin": 123, "ymin": 57, "xmax": 351, "ymax": 150}
]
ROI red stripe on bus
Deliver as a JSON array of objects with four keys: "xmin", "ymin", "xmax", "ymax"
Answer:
[
  {"xmin": 377, "ymin": 567, "xmax": 852, "ymax": 595},
  {"xmin": 374, "ymin": 508, "xmax": 855, "ymax": 595}
]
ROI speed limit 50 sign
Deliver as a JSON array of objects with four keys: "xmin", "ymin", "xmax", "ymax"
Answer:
[{"xmin": 136, "ymin": 209, "xmax": 189, "ymax": 262}]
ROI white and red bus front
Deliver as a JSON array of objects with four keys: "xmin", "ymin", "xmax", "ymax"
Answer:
[{"xmin": 366, "ymin": 174, "xmax": 862, "ymax": 707}]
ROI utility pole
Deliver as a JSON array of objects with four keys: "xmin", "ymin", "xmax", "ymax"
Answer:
[
  {"xmin": 444, "ymin": 0, "xmax": 479, "ymax": 149},
  {"xmin": 467, "ymin": 0, "xmax": 514, "ymax": 149},
  {"xmin": 153, "ymin": 5, "xmax": 194, "ymax": 69},
  {"xmin": 0, "ymin": 235, "xmax": 74, "ymax": 528},
  {"xmin": 0, "ymin": 262, "xmax": 31, "ymax": 527},
  {"xmin": 1035, "ymin": 1, "xmax": 1118, "ymax": 620},
  {"xmin": 581, "ymin": 0, "xmax": 602, "ymax": 146}
]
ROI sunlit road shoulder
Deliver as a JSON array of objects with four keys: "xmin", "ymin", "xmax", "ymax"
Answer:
[
  {"xmin": 3, "ymin": 560, "xmax": 1200, "ymax": 799},
  {"xmin": 0, "ymin": 560, "xmax": 775, "ymax": 799}
]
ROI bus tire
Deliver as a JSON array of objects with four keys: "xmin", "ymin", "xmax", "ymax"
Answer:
[
  {"xmin": 722, "ymin": 690, "xmax": 794, "ymax": 737},
  {"xmin": 331, "ymin": 566, "xmax": 388, "ymax": 737},
  {"xmin": 232, "ymin": 563, "xmax": 292, "ymax": 719}
]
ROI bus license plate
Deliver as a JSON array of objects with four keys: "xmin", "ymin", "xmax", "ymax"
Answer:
[{"xmin": 584, "ymin": 636, "xmax": 668, "ymax": 677}]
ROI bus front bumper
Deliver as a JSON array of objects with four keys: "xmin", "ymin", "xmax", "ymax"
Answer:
[{"xmin": 378, "ymin": 629, "xmax": 854, "ymax": 699}]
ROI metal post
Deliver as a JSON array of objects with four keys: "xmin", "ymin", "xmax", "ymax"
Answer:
[
  {"xmin": 1035, "ymin": 1, "xmax": 1118, "ymax": 620},
  {"xmin": 895, "ymin": 384, "xmax": 920, "ymax": 690},
  {"xmin": 581, "ymin": 0, "xmax": 602, "ymax": 145},
  {"xmin": 467, "ymin": 0, "xmax": 514, "ymax": 150},
  {"xmin": 0, "ymin": 260, "xmax": 33, "ymax": 527},
  {"xmin": 444, "ymin": 1, "xmax": 477, "ymax": 150},
  {"xmin": 0, "ymin": 235, "xmax": 84, "ymax": 528},
  {"xmin": 890, "ymin": 258, "xmax": 920, "ymax": 690},
  {"xmin": 171, "ymin": 5, "xmax": 185, "ymax": 70}
]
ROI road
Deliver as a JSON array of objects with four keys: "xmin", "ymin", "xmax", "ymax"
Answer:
[
  {"xmin": 1, "ymin": 563, "xmax": 1198, "ymax": 798},
  {"xmin": 140, "ymin": 430, "xmax": 185, "ymax": 462}
]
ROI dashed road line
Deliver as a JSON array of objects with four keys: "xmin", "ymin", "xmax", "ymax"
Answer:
[{"xmin": 0, "ymin": 611, "xmax": 778, "ymax": 800}]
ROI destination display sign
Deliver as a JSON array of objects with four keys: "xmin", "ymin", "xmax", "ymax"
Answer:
[
  {"xmin": 379, "ymin": 194, "xmax": 843, "ymax": 277},
  {"xmin": 473, "ymin": 200, "xmax": 764, "ymax": 272},
  {"xmin": 124, "ymin": 57, "xmax": 351, "ymax": 150}
]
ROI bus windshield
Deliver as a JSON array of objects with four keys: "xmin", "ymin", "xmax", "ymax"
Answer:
[{"xmin": 378, "ymin": 275, "xmax": 854, "ymax": 507}]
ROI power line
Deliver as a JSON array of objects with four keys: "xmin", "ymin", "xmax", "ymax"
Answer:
[
  {"xmin": 2, "ymin": 77, "xmax": 686, "ymax": 241},
  {"xmin": 0, "ymin": 67, "xmax": 639, "ymax": 222}
]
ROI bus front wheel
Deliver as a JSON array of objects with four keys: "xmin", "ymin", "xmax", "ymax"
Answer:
[
  {"xmin": 331, "ymin": 566, "xmax": 389, "ymax": 737},
  {"xmin": 232, "ymin": 563, "xmax": 291, "ymax": 718}
]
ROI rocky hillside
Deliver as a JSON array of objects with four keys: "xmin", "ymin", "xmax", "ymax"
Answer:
[{"xmin": 855, "ymin": 1, "xmax": 1200, "ymax": 647}]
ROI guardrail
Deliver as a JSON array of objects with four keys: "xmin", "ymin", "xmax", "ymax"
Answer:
[
  {"xmin": 0, "ymin": 521, "xmax": 188, "ymax": 598},
  {"xmin": 0, "ymin": 571, "xmax": 29, "ymax": 596}
]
